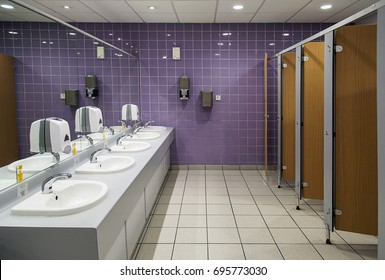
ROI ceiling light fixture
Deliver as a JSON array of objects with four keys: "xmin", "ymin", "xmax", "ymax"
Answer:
[
  {"xmin": 148, "ymin": 6, "xmax": 155, "ymax": 10},
  {"xmin": 1, "ymin": 4, "xmax": 14, "ymax": 9},
  {"xmin": 9, "ymin": 31, "xmax": 18, "ymax": 35},
  {"xmin": 233, "ymin": 4, "xmax": 244, "ymax": 10},
  {"xmin": 282, "ymin": 33, "xmax": 290, "ymax": 37},
  {"xmin": 64, "ymin": 5, "xmax": 70, "ymax": 9},
  {"xmin": 320, "ymin": 4, "xmax": 332, "ymax": 10}
]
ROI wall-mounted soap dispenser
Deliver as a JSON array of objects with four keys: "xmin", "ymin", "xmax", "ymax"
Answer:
[
  {"xmin": 75, "ymin": 106, "xmax": 104, "ymax": 134},
  {"xmin": 179, "ymin": 76, "xmax": 190, "ymax": 100},
  {"xmin": 30, "ymin": 117, "xmax": 71, "ymax": 159},
  {"xmin": 85, "ymin": 75, "xmax": 98, "ymax": 99}
]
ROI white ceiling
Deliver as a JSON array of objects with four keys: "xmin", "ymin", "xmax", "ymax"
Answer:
[{"xmin": 1, "ymin": 0, "xmax": 380, "ymax": 23}]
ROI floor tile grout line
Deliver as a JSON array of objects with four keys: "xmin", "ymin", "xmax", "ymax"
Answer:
[
  {"xmin": 246, "ymin": 170, "xmax": 287, "ymax": 259},
  {"xmin": 170, "ymin": 171, "xmax": 189, "ymax": 260}
]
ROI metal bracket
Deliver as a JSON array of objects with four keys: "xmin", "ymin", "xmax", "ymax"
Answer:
[
  {"xmin": 302, "ymin": 56, "xmax": 309, "ymax": 62},
  {"xmin": 335, "ymin": 45, "xmax": 343, "ymax": 53},
  {"xmin": 334, "ymin": 209, "xmax": 342, "ymax": 216},
  {"xmin": 302, "ymin": 182, "xmax": 308, "ymax": 187}
]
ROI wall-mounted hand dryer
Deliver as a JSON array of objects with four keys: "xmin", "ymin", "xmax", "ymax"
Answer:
[
  {"xmin": 30, "ymin": 118, "xmax": 71, "ymax": 154},
  {"xmin": 75, "ymin": 106, "xmax": 103, "ymax": 134}
]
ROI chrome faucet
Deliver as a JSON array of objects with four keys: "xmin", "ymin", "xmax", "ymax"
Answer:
[
  {"xmin": 133, "ymin": 126, "xmax": 142, "ymax": 134},
  {"xmin": 41, "ymin": 173, "xmax": 72, "ymax": 194},
  {"xmin": 84, "ymin": 135, "xmax": 94, "ymax": 145},
  {"xmin": 144, "ymin": 120, "xmax": 155, "ymax": 127},
  {"xmin": 116, "ymin": 135, "xmax": 126, "ymax": 145},
  {"xmin": 90, "ymin": 147, "xmax": 111, "ymax": 163},
  {"xmin": 105, "ymin": 126, "xmax": 115, "ymax": 135},
  {"xmin": 51, "ymin": 152, "xmax": 60, "ymax": 163}
]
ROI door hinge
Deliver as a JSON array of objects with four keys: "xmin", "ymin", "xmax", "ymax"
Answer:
[
  {"xmin": 335, "ymin": 45, "xmax": 343, "ymax": 53},
  {"xmin": 334, "ymin": 209, "xmax": 342, "ymax": 216},
  {"xmin": 302, "ymin": 182, "xmax": 308, "ymax": 187},
  {"xmin": 282, "ymin": 63, "xmax": 288, "ymax": 68},
  {"xmin": 302, "ymin": 56, "xmax": 309, "ymax": 62},
  {"xmin": 282, "ymin": 165, "xmax": 287, "ymax": 170}
]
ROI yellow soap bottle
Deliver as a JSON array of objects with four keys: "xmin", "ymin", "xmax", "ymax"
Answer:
[
  {"xmin": 16, "ymin": 165, "xmax": 23, "ymax": 183},
  {"xmin": 72, "ymin": 143, "xmax": 77, "ymax": 155}
]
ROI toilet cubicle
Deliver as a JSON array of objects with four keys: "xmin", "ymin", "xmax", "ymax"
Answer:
[
  {"xmin": 278, "ymin": 41, "xmax": 325, "ymax": 205},
  {"xmin": 274, "ymin": 1, "xmax": 385, "ymax": 259}
]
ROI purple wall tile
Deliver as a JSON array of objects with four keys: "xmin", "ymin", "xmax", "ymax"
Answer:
[{"xmin": 1, "ymin": 21, "xmax": 331, "ymax": 165}]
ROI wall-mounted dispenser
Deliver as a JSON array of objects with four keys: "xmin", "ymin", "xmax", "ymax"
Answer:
[
  {"xmin": 85, "ymin": 75, "xmax": 98, "ymax": 99},
  {"xmin": 75, "ymin": 106, "xmax": 103, "ymax": 134},
  {"xmin": 65, "ymin": 89, "xmax": 79, "ymax": 106},
  {"xmin": 201, "ymin": 91, "xmax": 213, "ymax": 108},
  {"xmin": 122, "ymin": 104, "xmax": 140, "ymax": 126},
  {"xmin": 179, "ymin": 76, "xmax": 190, "ymax": 100},
  {"xmin": 30, "ymin": 117, "xmax": 71, "ymax": 155}
]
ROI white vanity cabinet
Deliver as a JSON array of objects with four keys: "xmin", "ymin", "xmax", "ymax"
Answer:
[{"xmin": 0, "ymin": 128, "xmax": 174, "ymax": 260}]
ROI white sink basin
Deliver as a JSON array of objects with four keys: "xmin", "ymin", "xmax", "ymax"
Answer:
[
  {"xmin": 141, "ymin": 126, "xmax": 167, "ymax": 132},
  {"xmin": 0, "ymin": 179, "xmax": 16, "ymax": 191},
  {"xmin": 11, "ymin": 180, "xmax": 108, "ymax": 216},
  {"xmin": 110, "ymin": 141, "xmax": 151, "ymax": 153},
  {"xmin": 7, "ymin": 154, "xmax": 70, "ymax": 174},
  {"xmin": 75, "ymin": 156, "xmax": 135, "ymax": 174},
  {"xmin": 130, "ymin": 132, "xmax": 160, "ymax": 140}
]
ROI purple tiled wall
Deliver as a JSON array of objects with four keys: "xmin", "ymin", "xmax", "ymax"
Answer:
[
  {"xmin": 0, "ymin": 22, "xmax": 140, "ymax": 158},
  {"xmin": 1, "ymin": 22, "xmax": 330, "ymax": 165}
]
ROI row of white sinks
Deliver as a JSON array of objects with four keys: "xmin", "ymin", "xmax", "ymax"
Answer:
[{"xmin": 9, "ymin": 126, "xmax": 167, "ymax": 217}]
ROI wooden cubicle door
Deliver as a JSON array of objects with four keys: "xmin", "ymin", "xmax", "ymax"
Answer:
[
  {"xmin": 302, "ymin": 42, "xmax": 324, "ymax": 199},
  {"xmin": 282, "ymin": 52, "xmax": 296, "ymax": 181},
  {"xmin": 0, "ymin": 54, "xmax": 19, "ymax": 166},
  {"xmin": 335, "ymin": 25, "xmax": 377, "ymax": 236}
]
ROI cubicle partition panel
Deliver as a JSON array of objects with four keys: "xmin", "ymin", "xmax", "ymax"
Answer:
[
  {"xmin": 281, "ymin": 52, "xmax": 296, "ymax": 182},
  {"xmin": 335, "ymin": 25, "xmax": 378, "ymax": 236},
  {"xmin": 302, "ymin": 42, "xmax": 325, "ymax": 200}
]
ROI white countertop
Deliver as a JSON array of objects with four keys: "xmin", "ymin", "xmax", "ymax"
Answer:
[{"xmin": 0, "ymin": 128, "xmax": 174, "ymax": 229}]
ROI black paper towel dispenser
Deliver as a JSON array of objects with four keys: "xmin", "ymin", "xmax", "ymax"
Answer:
[{"xmin": 201, "ymin": 91, "xmax": 213, "ymax": 108}]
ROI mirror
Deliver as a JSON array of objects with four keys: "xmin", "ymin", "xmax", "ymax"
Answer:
[{"xmin": 0, "ymin": 0, "xmax": 140, "ymax": 191}]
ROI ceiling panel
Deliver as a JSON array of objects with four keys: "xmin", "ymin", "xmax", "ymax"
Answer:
[
  {"xmin": 129, "ymin": 1, "xmax": 174, "ymax": 13},
  {"xmin": 81, "ymin": 1, "xmax": 142, "ymax": 22},
  {"xmin": 139, "ymin": 13, "xmax": 178, "ymax": 23},
  {"xmin": 1, "ymin": 0, "xmax": 382, "ymax": 23},
  {"xmin": 173, "ymin": 1, "xmax": 217, "ymax": 14},
  {"xmin": 35, "ymin": 0, "xmax": 93, "ymax": 13},
  {"xmin": 288, "ymin": 0, "xmax": 358, "ymax": 22},
  {"xmin": 324, "ymin": 0, "xmax": 379, "ymax": 22},
  {"xmin": 178, "ymin": 13, "xmax": 215, "ymax": 23},
  {"xmin": 217, "ymin": 0, "xmax": 264, "ymax": 13},
  {"xmin": 257, "ymin": 0, "xmax": 311, "ymax": 13},
  {"xmin": 251, "ymin": 12, "xmax": 295, "ymax": 23},
  {"xmin": 62, "ymin": 12, "xmax": 108, "ymax": 22},
  {"xmin": 215, "ymin": 13, "xmax": 255, "ymax": 23}
]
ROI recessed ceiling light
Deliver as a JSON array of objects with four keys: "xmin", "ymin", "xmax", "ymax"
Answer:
[
  {"xmin": 148, "ymin": 6, "xmax": 155, "ymax": 10},
  {"xmin": 69, "ymin": 32, "xmax": 76, "ymax": 36},
  {"xmin": 233, "ymin": 5, "xmax": 244, "ymax": 10},
  {"xmin": 320, "ymin": 4, "xmax": 332, "ymax": 10},
  {"xmin": 1, "ymin": 4, "xmax": 14, "ymax": 9},
  {"xmin": 9, "ymin": 31, "xmax": 18, "ymax": 35},
  {"xmin": 282, "ymin": 33, "xmax": 290, "ymax": 37},
  {"xmin": 269, "ymin": 43, "xmax": 275, "ymax": 46},
  {"xmin": 64, "ymin": 5, "xmax": 70, "ymax": 9}
]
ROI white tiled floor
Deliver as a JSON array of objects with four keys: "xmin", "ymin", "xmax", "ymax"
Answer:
[{"xmin": 134, "ymin": 168, "xmax": 378, "ymax": 260}]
